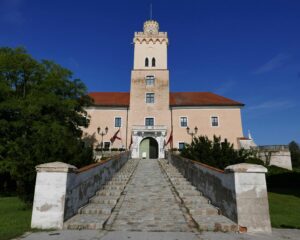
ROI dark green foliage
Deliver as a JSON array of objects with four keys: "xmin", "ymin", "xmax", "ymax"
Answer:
[
  {"xmin": 267, "ymin": 166, "xmax": 300, "ymax": 189},
  {"xmin": 0, "ymin": 47, "xmax": 94, "ymax": 202},
  {"xmin": 180, "ymin": 135, "xmax": 257, "ymax": 169},
  {"xmin": 289, "ymin": 141, "xmax": 300, "ymax": 168}
]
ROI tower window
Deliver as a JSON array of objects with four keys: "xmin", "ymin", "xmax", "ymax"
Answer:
[
  {"xmin": 145, "ymin": 58, "xmax": 149, "ymax": 67},
  {"xmin": 146, "ymin": 93, "xmax": 155, "ymax": 103},
  {"xmin": 152, "ymin": 57, "xmax": 156, "ymax": 67},
  {"xmin": 211, "ymin": 116, "xmax": 219, "ymax": 127},
  {"xmin": 146, "ymin": 75, "xmax": 155, "ymax": 85},
  {"xmin": 145, "ymin": 117, "xmax": 154, "ymax": 126}
]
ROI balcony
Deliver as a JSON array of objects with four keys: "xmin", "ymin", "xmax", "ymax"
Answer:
[{"xmin": 132, "ymin": 125, "xmax": 168, "ymax": 131}]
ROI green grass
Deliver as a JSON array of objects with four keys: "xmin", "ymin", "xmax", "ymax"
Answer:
[
  {"xmin": 0, "ymin": 196, "xmax": 32, "ymax": 240},
  {"xmin": 268, "ymin": 188, "xmax": 300, "ymax": 229}
]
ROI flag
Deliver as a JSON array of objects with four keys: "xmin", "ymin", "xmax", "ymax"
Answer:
[
  {"xmin": 166, "ymin": 130, "xmax": 173, "ymax": 147},
  {"xmin": 129, "ymin": 134, "xmax": 133, "ymax": 149},
  {"xmin": 110, "ymin": 129, "xmax": 121, "ymax": 144}
]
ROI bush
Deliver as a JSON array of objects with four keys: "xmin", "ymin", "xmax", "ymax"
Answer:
[{"xmin": 180, "ymin": 135, "xmax": 254, "ymax": 169}]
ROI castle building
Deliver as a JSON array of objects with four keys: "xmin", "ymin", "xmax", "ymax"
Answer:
[{"xmin": 84, "ymin": 20, "xmax": 245, "ymax": 159}]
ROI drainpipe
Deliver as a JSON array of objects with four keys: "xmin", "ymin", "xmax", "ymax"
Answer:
[
  {"xmin": 170, "ymin": 106, "xmax": 173, "ymax": 149},
  {"xmin": 125, "ymin": 107, "xmax": 129, "ymax": 149}
]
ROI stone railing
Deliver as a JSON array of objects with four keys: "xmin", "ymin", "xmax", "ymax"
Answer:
[
  {"xmin": 256, "ymin": 145, "xmax": 289, "ymax": 151},
  {"xmin": 31, "ymin": 151, "xmax": 130, "ymax": 229},
  {"xmin": 167, "ymin": 153, "xmax": 271, "ymax": 233}
]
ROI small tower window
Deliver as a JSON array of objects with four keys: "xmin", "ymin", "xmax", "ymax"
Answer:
[
  {"xmin": 146, "ymin": 75, "xmax": 155, "ymax": 85},
  {"xmin": 152, "ymin": 57, "xmax": 156, "ymax": 67},
  {"xmin": 145, "ymin": 58, "xmax": 149, "ymax": 67}
]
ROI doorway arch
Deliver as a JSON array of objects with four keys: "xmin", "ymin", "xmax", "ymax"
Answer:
[{"xmin": 139, "ymin": 137, "xmax": 159, "ymax": 159}]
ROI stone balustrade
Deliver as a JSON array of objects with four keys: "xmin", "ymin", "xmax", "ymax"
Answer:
[
  {"xmin": 167, "ymin": 153, "xmax": 272, "ymax": 233},
  {"xmin": 31, "ymin": 152, "xmax": 130, "ymax": 229}
]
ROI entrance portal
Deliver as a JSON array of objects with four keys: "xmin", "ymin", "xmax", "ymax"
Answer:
[{"xmin": 139, "ymin": 137, "xmax": 159, "ymax": 159}]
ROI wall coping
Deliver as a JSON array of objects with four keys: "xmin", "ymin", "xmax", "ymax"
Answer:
[
  {"xmin": 171, "ymin": 153, "xmax": 225, "ymax": 173},
  {"xmin": 225, "ymin": 163, "xmax": 268, "ymax": 173},
  {"xmin": 76, "ymin": 152, "xmax": 128, "ymax": 174},
  {"xmin": 36, "ymin": 162, "xmax": 77, "ymax": 173}
]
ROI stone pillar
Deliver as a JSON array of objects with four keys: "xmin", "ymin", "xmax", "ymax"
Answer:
[
  {"xmin": 31, "ymin": 162, "xmax": 77, "ymax": 229},
  {"xmin": 225, "ymin": 163, "xmax": 272, "ymax": 233}
]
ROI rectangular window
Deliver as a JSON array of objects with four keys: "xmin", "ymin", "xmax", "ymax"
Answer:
[
  {"xmin": 146, "ymin": 93, "xmax": 155, "ymax": 103},
  {"xmin": 211, "ymin": 116, "xmax": 219, "ymax": 127},
  {"xmin": 145, "ymin": 117, "xmax": 154, "ymax": 126},
  {"xmin": 104, "ymin": 142, "xmax": 110, "ymax": 150},
  {"xmin": 146, "ymin": 75, "xmax": 155, "ymax": 85},
  {"xmin": 178, "ymin": 142, "xmax": 185, "ymax": 150},
  {"xmin": 180, "ymin": 117, "xmax": 188, "ymax": 127},
  {"xmin": 115, "ymin": 117, "xmax": 121, "ymax": 128}
]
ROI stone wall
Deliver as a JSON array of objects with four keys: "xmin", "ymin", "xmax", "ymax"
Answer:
[
  {"xmin": 168, "ymin": 153, "xmax": 271, "ymax": 233},
  {"xmin": 31, "ymin": 151, "xmax": 130, "ymax": 229},
  {"xmin": 258, "ymin": 150, "xmax": 292, "ymax": 170}
]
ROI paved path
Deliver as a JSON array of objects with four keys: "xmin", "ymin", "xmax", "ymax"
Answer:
[{"xmin": 106, "ymin": 158, "xmax": 193, "ymax": 232}]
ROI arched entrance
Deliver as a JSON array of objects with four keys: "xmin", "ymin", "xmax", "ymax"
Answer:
[{"xmin": 139, "ymin": 137, "xmax": 159, "ymax": 159}]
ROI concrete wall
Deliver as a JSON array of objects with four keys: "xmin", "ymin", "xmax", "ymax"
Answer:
[
  {"xmin": 31, "ymin": 152, "xmax": 130, "ymax": 229},
  {"xmin": 168, "ymin": 153, "xmax": 271, "ymax": 233}
]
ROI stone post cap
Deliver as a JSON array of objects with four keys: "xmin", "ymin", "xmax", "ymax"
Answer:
[
  {"xmin": 36, "ymin": 162, "xmax": 77, "ymax": 173},
  {"xmin": 225, "ymin": 163, "xmax": 267, "ymax": 173}
]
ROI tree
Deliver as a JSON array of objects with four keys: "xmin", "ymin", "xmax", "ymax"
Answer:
[
  {"xmin": 180, "ymin": 135, "xmax": 259, "ymax": 169},
  {"xmin": 289, "ymin": 141, "xmax": 300, "ymax": 168},
  {"xmin": 0, "ymin": 47, "xmax": 94, "ymax": 202}
]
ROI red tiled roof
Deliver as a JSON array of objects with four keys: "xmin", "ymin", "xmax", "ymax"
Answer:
[
  {"xmin": 88, "ymin": 92, "xmax": 244, "ymax": 107},
  {"xmin": 170, "ymin": 92, "xmax": 244, "ymax": 107},
  {"xmin": 88, "ymin": 92, "xmax": 130, "ymax": 107}
]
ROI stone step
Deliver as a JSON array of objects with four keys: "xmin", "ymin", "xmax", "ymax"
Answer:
[
  {"xmin": 64, "ymin": 214, "xmax": 110, "ymax": 230},
  {"xmin": 175, "ymin": 185, "xmax": 196, "ymax": 190},
  {"xmin": 90, "ymin": 196, "xmax": 119, "ymax": 205},
  {"xmin": 102, "ymin": 185, "xmax": 125, "ymax": 190},
  {"xmin": 188, "ymin": 204, "xmax": 220, "ymax": 216},
  {"xmin": 107, "ymin": 181, "xmax": 127, "ymax": 185},
  {"xmin": 193, "ymin": 215, "xmax": 238, "ymax": 232},
  {"xmin": 178, "ymin": 190, "xmax": 202, "ymax": 197},
  {"xmin": 80, "ymin": 203, "xmax": 114, "ymax": 214},
  {"xmin": 97, "ymin": 190, "xmax": 122, "ymax": 196}
]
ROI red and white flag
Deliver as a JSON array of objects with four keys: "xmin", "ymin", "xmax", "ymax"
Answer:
[
  {"xmin": 165, "ymin": 130, "xmax": 173, "ymax": 147},
  {"xmin": 110, "ymin": 129, "xmax": 121, "ymax": 144}
]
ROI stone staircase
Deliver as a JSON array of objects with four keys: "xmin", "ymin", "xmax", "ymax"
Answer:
[
  {"xmin": 159, "ymin": 159, "xmax": 238, "ymax": 232},
  {"xmin": 64, "ymin": 158, "xmax": 139, "ymax": 230}
]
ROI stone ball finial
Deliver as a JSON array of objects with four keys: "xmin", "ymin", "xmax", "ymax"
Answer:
[{"xmin": 143, "ymin": 20, "xmax": 159, "ymax": 35}]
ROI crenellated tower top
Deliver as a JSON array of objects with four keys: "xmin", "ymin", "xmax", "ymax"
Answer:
[{"xmin": 133, "ymin": 20, "xmax": 168, "ymax": 45}]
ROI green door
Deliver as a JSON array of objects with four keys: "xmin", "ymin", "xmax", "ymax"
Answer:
[{"xmin": 139, "ymin": 137, "xmax": 158, "ymax": 159}]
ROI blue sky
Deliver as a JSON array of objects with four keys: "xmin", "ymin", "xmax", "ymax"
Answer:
[{"xmin": 0, "ymin": 0, "xmax": 299, "ymax": 145}]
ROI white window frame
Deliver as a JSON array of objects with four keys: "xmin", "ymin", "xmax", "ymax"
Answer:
[
  {"xmin": 114, "ymin": 116, "xmax": 122, "ymax": 128},
  {"xmin": 145, "ymin": 75, "xmax": 155, "ymax": 86},
  {"xmin": 178, "ymin": 141, "xmax": 186, "ymax": 150},
  {"xmin": 144, "ymin": 116, "xmax": 155, "ymax": 127},
  {"xmin": 211, "ymin": 116, "xmax": 219, "ymax": 127},
  {"xmin": 145, "ymin": 92, "xmax": 155, "ymax": 104},
  {"xmin": 179, "ymin": 116, "xmax": 188, "ymax": 128}
]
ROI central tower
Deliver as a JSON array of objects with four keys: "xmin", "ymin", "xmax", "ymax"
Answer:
[{"xmin": 128, "ymin": 20, "xmax": 170, "ymax": 159}]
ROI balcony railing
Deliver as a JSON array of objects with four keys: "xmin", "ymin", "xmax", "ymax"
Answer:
[
  {"xmin": 255, "ymin": 145, "xmax": 289, "ymax": 151},
  {"xmin": 132, "ymin": 125, "xmax": 168, "ymax": 131}
]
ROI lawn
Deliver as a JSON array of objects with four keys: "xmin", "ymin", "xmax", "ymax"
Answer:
[
  {"xmin": 0, "ymin": 196, "xmax": 32, "ymax": 240},
  {"xmin": 268, "ymin": 188, "xmax": 300, "ymax": 229}
]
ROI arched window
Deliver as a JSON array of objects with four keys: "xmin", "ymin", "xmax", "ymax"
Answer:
[
  {"xmin": 145, "ymin": 58, "xmax": 149, "ymax": 67},
  {"xmin": 152, "ymin": 57, "xmax": 156, "ymax": 67}
]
